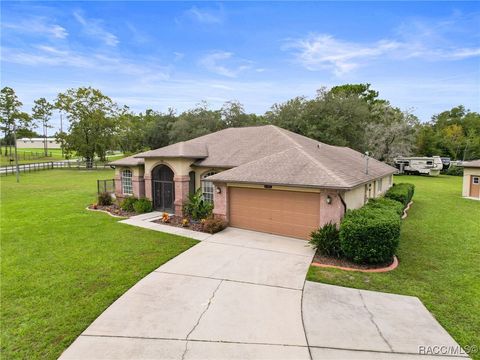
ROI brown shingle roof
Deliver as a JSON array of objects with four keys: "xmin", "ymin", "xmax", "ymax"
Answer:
[
  {"xmin": 108, "ymin": 155, "xmax": 144, "ymax": 166},
  {"xmin": 462, "ymin": 159, "xmax": 480, "ymax": 168},
  {"xmin": 125, "ymin": 125, "xmax": 396, "ymax": 189}
]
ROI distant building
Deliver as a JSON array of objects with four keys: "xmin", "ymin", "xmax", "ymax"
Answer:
[
  {"xmin": 16, "ymin": 138, "xmax": 61, "ymax": 149},
  {"xmin": 462, "ymin": 160, "xmax": 480, "ymax": 199}
]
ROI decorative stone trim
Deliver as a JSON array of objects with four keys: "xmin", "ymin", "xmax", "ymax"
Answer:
[
  {"xmin": 402, "ymin": 201, "xmax": 413, "ymax": 219},
  {"xmin": 85, "ymin": 206, "xmax": 128, "ymax": 219},
  {"xmin": 311, "ymin": 256, "xmax": 399, "ymax": 273}
]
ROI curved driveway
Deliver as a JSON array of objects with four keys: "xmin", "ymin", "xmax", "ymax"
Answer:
[{"xmin": 61, "ymin": 227, "xmax": 466, "ymax": 360}]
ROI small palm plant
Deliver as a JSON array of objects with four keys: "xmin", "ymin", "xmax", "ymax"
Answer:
[{"xmin": 183, "ymin": 188, "xmax": 213, "ymax": 221}]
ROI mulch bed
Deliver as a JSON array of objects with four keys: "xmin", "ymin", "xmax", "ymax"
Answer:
[
  {"xmin": 154, "ymin": 215, "xmax": 207, "ymax": 233},
  {"xmin": 312, "ymin": 253, "xmax": 396, "ymax": 272},
  {"xmin": 88, "ymin": 204, "xmax": 136, "ymax": 218}
]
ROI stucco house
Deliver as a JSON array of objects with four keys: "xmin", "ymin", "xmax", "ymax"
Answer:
[
  {"xmin": 461, "ymin": 160, "xmax": 480, "ymax": 199},
  {"xmin": 110, "ymin": 125, "xmax": 397, "ymax": 239}
]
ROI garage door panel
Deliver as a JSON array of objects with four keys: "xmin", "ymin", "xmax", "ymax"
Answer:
[{"xmin": 229, "ymin": 187, "xmax": 320, "ymax": 239}]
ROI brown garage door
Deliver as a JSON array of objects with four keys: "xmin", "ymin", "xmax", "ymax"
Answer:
[{"xmin": 229, "ymin": 187, "xmax": 320, "ymax": 239}]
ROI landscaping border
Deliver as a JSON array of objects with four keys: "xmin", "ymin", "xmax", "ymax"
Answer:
[
  {"xmin": 311, "ymin": 255, "xmax": 398, "ymax": 273},
  {"xmin": 85, "ymin": 206, "xmax": 128, "ymax": 219},
  {"xmin": 402, "ymin": 201, "xmax": 414, "ymax": 219}
]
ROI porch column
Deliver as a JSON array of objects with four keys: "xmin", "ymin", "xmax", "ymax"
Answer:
[
  {"xmin": 174, "ymin": 175, "xmax": 190, "ymax": 217},
  {"xmin": 114, "ymin": 174, "xmax": 122, "ymax": 199},
  {"xmin": 144, "ymin": 174, "xmax": 152, "ymax": 201},
  {"xmin": 132, "ymin": 175, "xmax": 145, "ymax": 198}
]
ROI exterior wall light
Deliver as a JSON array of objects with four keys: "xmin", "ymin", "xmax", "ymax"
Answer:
[
  {"xmin": 215, "ymin": 186, "xmax": 222, "ymax": 194},
  {"xmin": 326, "ymin": 195, "xmax": 332, "ymax": 204}
]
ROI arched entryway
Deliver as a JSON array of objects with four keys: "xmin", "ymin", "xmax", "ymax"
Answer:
[{"xmin": 151, "ymin": 165, "xmax": 175, "ymax": 212}]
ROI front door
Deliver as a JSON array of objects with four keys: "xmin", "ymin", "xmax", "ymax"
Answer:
[
  {"xmin": 470, "ymin": 176, "xmax": 480, "ymax": 198},
  {"xmin": 151, "ymin": 165, "xmax": 175, "ymax": 212}
]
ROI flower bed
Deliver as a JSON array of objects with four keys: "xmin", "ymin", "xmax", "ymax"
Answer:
[
  {"xmin": 154, "ymin": 214, "xmax": 227, "ymax": 234},
  {"xmin": 88, "ymin": 204, "xmax": 135, "ymax": 218}
]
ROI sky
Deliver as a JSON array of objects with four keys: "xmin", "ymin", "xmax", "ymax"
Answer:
[{"xmin": 1, "ymin": 1, "xmax": 479, "ymax": 131}]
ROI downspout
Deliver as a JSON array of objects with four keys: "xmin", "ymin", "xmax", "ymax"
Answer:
[{"xmin": 337, "ymin": 191, "xmax": 347, "ymax": 217}]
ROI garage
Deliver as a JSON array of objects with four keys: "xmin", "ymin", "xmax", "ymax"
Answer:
[{"xmin": 229, "ymin": 187, "xmax": 320, "ymax": 239}]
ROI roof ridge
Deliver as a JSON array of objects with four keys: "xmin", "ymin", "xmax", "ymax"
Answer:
[{"xmin": 271, "ymin": 126, "xmax": 349, "ymax": 186}]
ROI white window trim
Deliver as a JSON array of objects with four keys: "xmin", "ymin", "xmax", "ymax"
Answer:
[
  {"xmin": 473, "ymin": 176, "xmax": 479, "ymax": 185},
  {"xmin": 121, "ymin": 169, "xmax": 133, "ymax": 195},
  {"xmin": 201, "ymin": 171, "xmax": 217, "ymax": 203}
]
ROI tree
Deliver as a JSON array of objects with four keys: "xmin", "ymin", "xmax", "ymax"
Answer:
[
  {"xmin": 0, "ymin": 87, "xmax": 32, "ymax": 181},
  {"xmin": 330, "ymin": 83, "xmax": 381, "ymax": 105},
  {"xmin": 32, "ymin": 98, "xmax": 54, "ymax": 156},
  {"xmin": 55, "ymin": 87, "xmax": 119, "ymax": 166}
]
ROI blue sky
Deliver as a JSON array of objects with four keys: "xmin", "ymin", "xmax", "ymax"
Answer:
[{"xmin": 1, "ymin": 1, "xmax": 479, "ymax": 131}]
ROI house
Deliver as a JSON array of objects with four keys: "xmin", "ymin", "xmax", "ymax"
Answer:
[
  {"xmin": 110, "ymin": 125, "xmax": 397, "ymax": 239},
  {"xmin": 461, "ymin": 160, "xmax": 480, "ymax": 199},
  {"xmin": 16, "ymin": 137, "xmax": 61, "ymax": 149}
]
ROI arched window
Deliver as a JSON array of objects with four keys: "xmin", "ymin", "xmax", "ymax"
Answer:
[
  {"xmin": 201, "ymin": 171, "xmax": 217, "ymax": 203},
  {"xmin": 121, "ymin": 169, "xmax": 133, "ymax": 195}
]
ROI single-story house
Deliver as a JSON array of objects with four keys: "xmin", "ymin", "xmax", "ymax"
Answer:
[
  {"xmin": 461, "ymin": 160, "xmax": 480, "ymax": 199},
  {"xmin": 110, "ymin": 125, "xmax": 397, "ymax": 239}
]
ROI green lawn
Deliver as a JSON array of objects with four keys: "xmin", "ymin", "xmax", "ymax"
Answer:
[
  {"xmin": 308, "ymin": 175, "xmax": 480, "ymax": 357},
  {"xmin": 0, "ymin": 170, "xmax": 198, "ymax": 359}
]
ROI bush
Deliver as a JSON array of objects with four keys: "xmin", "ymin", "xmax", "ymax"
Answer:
[
  {"xmin": 183, "ymin": 189, "xmax": 213, "ymax": 220},
  {"xmin": 445, "ymin": 165, "xmax": 463, "ymax": 176},
  {"xmin": 339, "ymin": 207, "xmax": 401, "ymax": 264},
  {"xmin": 385, "ymin": 183, "xmax": 415, "ymax": 208},
  {"xmin": 98, "ymin": 192, "xmax": 112, "ymax": 206},
  {"xmin": 309, "ymin": 222, "xmax": 342, "ymax": 258},
  {"xmin": 133, "ymin": 198, "xmax": 152, "ymax": 214},
  {"xmin": 203, "ymin": 217, "xmax": 227, "ymax": 234},
  {"xmin": 121, "ymin": 197, "xmax": 137, "ymax": 212},
  {"xmin": 366, "ymin": 197, "xmax": 404, "ymax": 216}
]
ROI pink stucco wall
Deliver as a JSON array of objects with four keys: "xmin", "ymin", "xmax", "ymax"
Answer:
[
  {"xmin": 132, "ymin": 175, "xmax": 145, "ymax": 198},
  {"xmin": 144, "ymin": 174, "xmax": 152, "ymax": 200},
  {"xmin": 319, "ymin": 191, "xmax": 345, "ymax": 227},
  {"xmin": 174, "ymin": 175, "xmax": 190, "ymax": 217},
  {"xmin": 213, "ymin": 183, "xmax": 228, "ymax": 220}
]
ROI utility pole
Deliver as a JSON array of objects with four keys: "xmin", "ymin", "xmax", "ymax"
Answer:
[
  {"xmin": 12, "ymin": 122, "xmax": 20, "ymax": 183},
  {"xmin": 60, "ymin": 112, "xmax": 64, "ymax": 158}
]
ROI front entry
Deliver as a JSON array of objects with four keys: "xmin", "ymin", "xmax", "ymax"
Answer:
[{"xmin": 152, "ymin": 165, "xmax": 175, "ymax": 212}]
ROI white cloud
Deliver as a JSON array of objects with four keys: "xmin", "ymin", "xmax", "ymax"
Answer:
[
  {"xmin": 3, "ymin": 17, "xmax": 68, "ymax": 39},
  {"xmin": 286, "ymin": 14, "xmax": 480, "ymax": 76},
  {"xmin": 285, "ymin": 34, "xmax": 401, "ymax": 75},
  {"xmin": 199, "ymin": 51, "xmax": 251, "ymax": 78},
  {"xmin": 73, "ymin": 10, "xmax": 119, "ymax": 46},
  {"xmin": 184, "ymin": 6, "xmax": 223, "ymax": 24}
]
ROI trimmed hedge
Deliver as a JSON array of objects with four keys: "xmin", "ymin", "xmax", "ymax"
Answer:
[
  {"xmin": 120, "ymin": 197, "xmax": 137, "ymax": 212},
  {"xmin": 133, "ymin": 198, "xmax": 153, "ymax": 214},
  {"xmin": 366, "ymin": 197, "xmax": 404, "ymax": 216},
  {"xmin": 339, "ymin": 207, "xmax": 401, "ymax": 264},
  {"xmin": 385, "ymin": 183, "xmax": 415, "ymax": 208},
  {"xmin": 309, "ymin": 222, "xmax": 342, "ymax": 258}
]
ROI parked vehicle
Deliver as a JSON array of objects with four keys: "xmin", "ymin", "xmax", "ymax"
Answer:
[
  {"xmin": 440, "ymin": 157, "xmax": 451, "ymax": 171},
  {"xmin": 394, "ymin": 156, "xmax": 443, "ymax": 176}
]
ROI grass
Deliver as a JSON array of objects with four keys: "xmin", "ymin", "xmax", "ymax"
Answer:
[
  {"xmin": 307, "ymin": 175, "xmax": 480, "ymax": 357},
  {"xmin": 0, "ymin": 170, "xmax": 198, "ymax": 359}
]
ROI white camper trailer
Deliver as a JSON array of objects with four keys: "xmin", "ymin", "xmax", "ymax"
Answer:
[{"xmin": 394, "ymin": 156, "xmax": 443, "ymax": 176}]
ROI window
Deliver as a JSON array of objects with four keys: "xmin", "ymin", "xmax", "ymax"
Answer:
[
  {"xmin": 121, "ymin": 169, "xmax": 133, "ymax": 195},
  {"xmin": 201, "ymin": 171, "xmax": 217, "ymax": 203},
  {"xmin": 377, "ymin": 179, "xmax": 383, "ymax": 193},
  {"xmin": 473, "ymin": 177, "xmax": 479, "ymax": 185}
]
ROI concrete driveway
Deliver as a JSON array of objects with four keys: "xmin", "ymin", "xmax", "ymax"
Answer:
[{"xmin": 61, "ymin": 227, "xmax": 467, "ymax": 359}]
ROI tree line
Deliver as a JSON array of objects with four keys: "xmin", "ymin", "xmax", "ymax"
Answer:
[{"xmin": 1, "ymin": 84, "xmax": 479, "ymax": 166}]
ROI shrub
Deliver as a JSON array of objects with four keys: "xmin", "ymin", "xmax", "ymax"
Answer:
[
  {"xmin": 445, "ymin": 165, "xmax": 463, "ymax": 176},
  {"xmin": 385, "ymin": 183, "xmax": 415, "ymax": 208},
  {"xmin": 133, "ymin": 198, "xmax": 152, "ymax": 213},
  {"xmin": 98, "ymin": 192, "xmax": 113, "ymax": 206},
  {"xmin": 203, "ymin": 217, "xmax": 227, "ymax": 234},
  {"xmin": 366, "ymin": 197, "xmax": 404, "ymax": 216},
  {"xmin": 183, "ymin": 189, "xmax": 213, "ymax": 220},
  {"xmin": 309, "ymin": 222, "xmax": 342, "ymax": 258},
  {"xmin": 339, "ymin": 207, "xmax": 401, "ymax": 264},
  {"xmin": 121, "ymin": 197, "xmax": 137, "ymax": 212}
]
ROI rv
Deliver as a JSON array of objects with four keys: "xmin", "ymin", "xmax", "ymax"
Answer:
[{"xmin": 394, "ymin": 156, "xmax": 443, "ymax": 176}]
